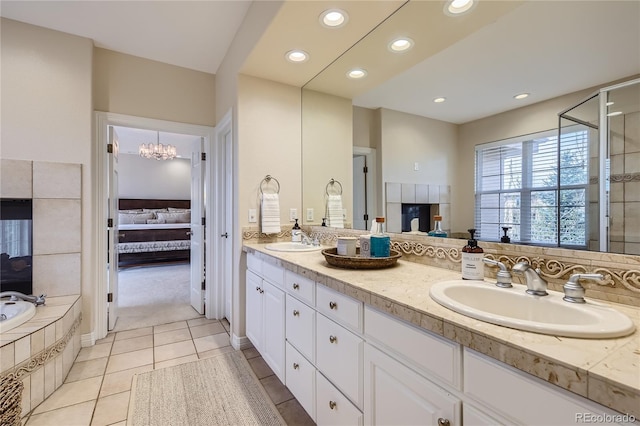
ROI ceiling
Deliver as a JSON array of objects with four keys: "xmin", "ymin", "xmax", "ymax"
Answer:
[{"xmin": 2, "ymin": 0, "xmax": 639, "ymax": 129}]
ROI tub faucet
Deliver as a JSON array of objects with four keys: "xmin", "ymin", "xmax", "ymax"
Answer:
[
  {"xmin": 512, "ymin": 262, "xmax": 548, "ymax": 296},
  {"xmin": 0, "ymin": 291, "xmax": 46, "ymax": 306}
]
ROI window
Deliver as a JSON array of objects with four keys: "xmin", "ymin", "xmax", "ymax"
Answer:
[{"xmin": 475, "ymin": 128, "xmax": 589, "ymax": 247}]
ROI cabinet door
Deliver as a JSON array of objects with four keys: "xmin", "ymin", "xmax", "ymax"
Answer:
[
  {"xmin": 262, "ymin": 280, "xmax": 286, "ymax": 383},
  {"xmin": 286, "ymin": 294, "xmax": 315, "ymax": 362},
  {"xmin": 364, "ymin": 344, "xmax": 461, "ymax": 426},
  {"xmin": 286, "ymin": 342, "xmax": 316, "ymax": 421},
  {"xmin": 316, "ymin": 371, "xmax": 363, "ymax": 426},
  {"xmin": 246, "ymin": 270, "xmax": 263, "ymax": 352}
]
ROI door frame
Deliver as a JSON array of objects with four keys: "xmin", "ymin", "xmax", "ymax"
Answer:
[
  {"xmin": 94, "ymin": 111, "xmax": 216, "ymax": 339},
  {"xmin": 353, "ymin": 146, "xmax": 377, "ymax": 228}
]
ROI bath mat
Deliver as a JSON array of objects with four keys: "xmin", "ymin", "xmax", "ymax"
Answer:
[{"xmin": 127, "ymin": 351, "xmax": 286, "ymax": 426}]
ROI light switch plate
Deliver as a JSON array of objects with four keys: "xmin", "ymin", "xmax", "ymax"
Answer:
[
  {"xmin": 290, "ymin": 208, "xmax": 297, "ymax": 221},
  {"xmin": 306, "ymin": 208, "xmax": 314, "ymax": 222},
  {"xmin": 248, "ymin": 208, "xmax": 257, "ymax": 223}
]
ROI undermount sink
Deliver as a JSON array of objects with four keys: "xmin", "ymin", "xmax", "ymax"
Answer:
[
  {"xmin": 264, "ymin": 242, "xmax": 323, "ymax": 252},
  {"xmin": 429, "ymin": 280, "xmax": 635, "ymax": 339}
]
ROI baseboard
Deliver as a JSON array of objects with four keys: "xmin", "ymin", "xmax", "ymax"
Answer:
[
  {"xmin": 231, "ymin": 333, "xmax": 252, "ymax": 350},
  {"xmin": 81, "ymin": 331, "xmax": 96, "ymax": 347}
]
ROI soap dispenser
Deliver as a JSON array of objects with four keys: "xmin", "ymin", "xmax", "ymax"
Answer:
[
  {"xmin": 462, "ymin": 228, "xmax": 484, "ymax": 280},
  {"xmin": 292, "ymin": 219, "xmax": 302, "ymax": 242}
]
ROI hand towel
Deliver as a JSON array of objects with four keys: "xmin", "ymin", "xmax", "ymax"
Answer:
[
  {"xmin": 327, "ymin": 194, "xmax": 344, "ymax": 228},
  {"xmin": 261, "ymin": 193, "xmax": 281, "ymax": 234}
]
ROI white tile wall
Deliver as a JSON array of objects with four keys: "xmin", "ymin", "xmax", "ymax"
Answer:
[
  {"xmin": 33, "ymin": 162, "xmax": 81, "ymax": 199},
  {"xmin": 33, "ymin": 253, "xmax": 82, "ymax": 297},
  {"xmin": 0, "ymin": 159, "xmax": 33, "ymax": 198},
  {"xmin": 33, "ymin": 198, "xmax": 82, "ymax": 255}
]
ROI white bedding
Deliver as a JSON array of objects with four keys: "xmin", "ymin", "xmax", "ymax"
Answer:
[
  {"xmin": 119, "ymin": 223, "xmax": 191, "ymax": 230},
  {"xmin": 119, "ymin": 240, "xmax": 190, "ymax": 254}
]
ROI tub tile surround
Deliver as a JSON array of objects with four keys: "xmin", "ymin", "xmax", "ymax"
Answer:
[{"xmin": 242, "ymin": 239, "xmax": 640, "ymax": 417}]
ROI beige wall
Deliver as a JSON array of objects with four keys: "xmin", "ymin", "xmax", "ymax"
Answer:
[
  {"xmin": 93, "ymin": 48, "xmax": 215, "ymax": 126},
  {"xmin": 353, "ymin": 106, "xmax": 377, "ymax": 149},
  {"xmin": 1, "ymin": 18, "xmax": 94, "ymax": 334},
  {"xmin": 302, "ymin": 90, "xmax": 353, "ymax": 226}
]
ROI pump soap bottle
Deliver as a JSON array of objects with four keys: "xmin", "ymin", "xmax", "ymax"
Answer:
[
  {"xmin": 292, "ymin": 219, "xmax": 302, "ymax": 242},
  {"xmin": 462, "ymin": 228, "xmax": 484, "ymax": 280}
]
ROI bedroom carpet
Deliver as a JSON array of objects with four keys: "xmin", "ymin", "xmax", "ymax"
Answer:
[
  {"xmin": 128, "ymin": 351, "xmax": 286, "ymax": 426},
  {"xmin": 114, "ymin": 263, "xmax": 203, "ymax": 332}
]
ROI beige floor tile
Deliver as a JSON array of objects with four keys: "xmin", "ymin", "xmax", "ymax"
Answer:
[
  {"xmin": 153, "ymin": 327, "xmax": 192, "ymax": 346},
  {"xmin": 110, "ymin": 335, "xmax": 153, "ymax": 356},
  {"xmin": 193, "ymin": 332, "xmax": 230, "ymax": 353},
  {"xmin": 221, "ymin": 318, "xmax": 230, "ymax": 332},
  {"xmin": 153, "ymin": 321, "xmax": 188, "ymax": 334},
  {"xmin": 91, "ymin": 391, "xmax": 130, "ymax": 426},
  {"xmin": 75, "ymin": 342, "xmax": 112, "ymax": 362},
  {"xmin": 277, "ymin": 398, "xmax": 315, "ymax": 426},
  {"xmin": 189, "ymin": 322, "xmax": 226, "ymax": 339},
  {"xmin": 247, "ymin": 357, "xmax": 274, "ymax": 380},
  {"xmin": 261, "ymin": 375, "xmax": 294, "ymax": 405},
  {"xmin": 33, "ymin": 376, "xmax": 102, "ymax": 414},
  {"xmin": 114, "ymin": 327, "xmax": 152, "ymax": 341},
  {"xmin": 154, "ymin": 354, "xmax": 199, "ymax": 370},
  {"xmin": 198, "ymin": 345, "xmax": 235, "ymax": 360},
  {"xmin": 186, "ymin": 317, "xmax": 216, "ymax": 327},
  {"xmin": 26, "ymin": 400, "xmax": 95, "ymax": 426},
  {"xmin": 95, "ymin": 334, "xmax": 115, "ymax": 344},
  {"xmin": 106, "ymin": 348, "xmax": 153, "ymax": 374},
  {"xmin": 65, "ymin": 357, "xmax": 109, "ymax": 383},
  {"xmin": 99, "ymin": 364, "xmax": 153, "ymax": 398},
  {"xmin": 154, "ymin": 340, "xmax": 196, "ymax": 363},
  {"xmin": 242, "ymin": 347, "xmax": 260, "ymax": 360}
]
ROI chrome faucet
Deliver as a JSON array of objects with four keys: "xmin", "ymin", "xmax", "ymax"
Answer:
[
  {"xmin": 563, "ymin": 273, "xmax": 604, "ymax": 303},
  {"xmin": 0, "ymin": 291, "xmax": 47, "ymax": 306},
  {"xmin": 512, "ymin": 262, "xmax": 548, "ymax": 296},
  {"xmin": 482, "ymin": 258, "xmax": 512, "ymax": 288},
  {"xmin": 299, "ymin": 231, "xmax": 314, "ymax": 245}
]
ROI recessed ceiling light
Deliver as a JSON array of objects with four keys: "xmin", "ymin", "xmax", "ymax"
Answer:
[
  {"xmin": 433, "ymin": 97, "xmax": 446, "ymax": 103},
  {"xmin": 319, "ymin": 9, "xmax": 348, "ymax": 28},
  {"xmin": 389, "ymin": 38, "xmax": 414, "ymax": 53},
  {"xmin": 347, "ymin": 68, "xmax": 367, "ymax": 79},
  {"xmin": 514, "ymin": 93, "xmax": 529, "ymax": 100},
  {"xmin": 607, "ymin": 111, "xmax": 623, "ymax": 117},
  {"xmin": 285, "ymin": 50, "xmax": 309, "ymax": 63},
  {"xmin": 444, "ymin": 0, "xmax": 476, "ymax": 16}
]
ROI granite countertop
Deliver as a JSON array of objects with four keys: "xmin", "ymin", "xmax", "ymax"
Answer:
[{"xmin": 243, "ymin": 242, "xmax": 640, "ymax": 417}]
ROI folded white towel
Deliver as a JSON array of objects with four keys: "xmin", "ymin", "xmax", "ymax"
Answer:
[
  {"xmin": 327, "ymin": 194, "xmax": 344, "ymax": 228},
  {"xmin": 261, "ymin": 193, "xmax": 281, "ymax": 234}
]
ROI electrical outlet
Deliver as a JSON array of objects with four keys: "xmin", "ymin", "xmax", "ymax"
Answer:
[
  {"xmin": 248, "ymin": 208, "xmax": 257, "ymax": 223},
  {"xmin": 414, "ymin": 162, "xmax": 419, "ymax": 171},
  {"xmin": 306, "ymin": 208, "xmax": 314, "ymax": 222},
  {"xmin": 290, "ymin": 208, "xmax": 298, "ymax": 221}
]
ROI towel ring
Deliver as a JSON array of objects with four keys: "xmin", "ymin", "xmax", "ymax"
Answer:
[
  {"xmin": 325, "ymin": 178, "xmax": 343, "ymax": 196},
  {"xmin": 260, "ymin": 175, "xmax": 280, "ymax": 194}
]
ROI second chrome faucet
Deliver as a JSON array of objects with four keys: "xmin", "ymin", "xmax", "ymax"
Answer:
[{"xmin": 512, "ymin": 262, "xmax": 548, "ymax": 296}]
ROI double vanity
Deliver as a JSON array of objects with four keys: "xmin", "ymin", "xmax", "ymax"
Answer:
[{"xmin": 243, "ymin": 241, "xmax": 639, "ymax": 425}]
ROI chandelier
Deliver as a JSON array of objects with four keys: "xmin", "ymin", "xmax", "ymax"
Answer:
[{"xmin": 139, "ymin": 132, "xmax": 177, "ymax": 160}]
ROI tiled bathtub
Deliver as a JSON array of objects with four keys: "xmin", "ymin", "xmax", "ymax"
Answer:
[{"xmin": 0, "ymin": 295, "xmax": 82, "ymax": 418}]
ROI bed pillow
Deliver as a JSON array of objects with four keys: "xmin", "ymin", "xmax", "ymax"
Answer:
[
  {"xmin": 119, "ymin": 212, "xmax": 155, "ymax": 224},
  {"xmin": 143, "ymin": 208, "xmax": 168, "ymax": 214},
  {"xmin": 156, "ymin": 211, "xmax": 191, "ymax": 224},
  {"xmin": 146, "ymin": 218, "xmax": 166, "ymax": 224},
  {"xmin": 119, "ymin": 209, "xmax": 143, "ymax": 214}
]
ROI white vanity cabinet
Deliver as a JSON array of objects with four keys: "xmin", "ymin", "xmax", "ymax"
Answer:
[{"xmin": 245, "ymin": 254, "xmax": 285, "ymax": 383}]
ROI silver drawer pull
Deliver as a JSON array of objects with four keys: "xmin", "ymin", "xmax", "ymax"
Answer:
[
  {"xmin": 293, "ymin": 310, "xmax": 300, "ymax": 316},
  {"xmin": 329, "ymin": 335, "xmax": 337, "ymax": 343},
  {"xmin": 293, "ymin": 363, "xmax": 299, "ymax": 370},
  {"xmin": 255, "ymin": 286, "xmax": 260, "ymax": 292},
  {"xmin": 293, "ymin": 283, "xmax": 300, "ymax": 290},
  {"xmin": 437, "ymin": 419, "xmax": 450, "ymax": 426},
  {"xmin": 329, "ymin": 401, "xmax": 337, "ymax": 410},
  {"xmin": 329, "ymin": 301, "xmax": 337, "ymax": 310}
]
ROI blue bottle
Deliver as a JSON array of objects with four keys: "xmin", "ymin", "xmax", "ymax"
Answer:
[
  {"xmin": 427, "ymin": 215, "xmax": 447, "ymax": 237},
  {"xmin": 370, "ymin": 217, "xmax": 390, "ymax": 257}
]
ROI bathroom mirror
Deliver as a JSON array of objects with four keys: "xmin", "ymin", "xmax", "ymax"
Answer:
[{"xmin": 300, "ymin": 0, "xmax": 640, "ymax": 254}]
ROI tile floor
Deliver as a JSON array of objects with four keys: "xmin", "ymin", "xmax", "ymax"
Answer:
[{"xmin": 22, "ymin": 317, "xmax": 315, "ymax": 426}]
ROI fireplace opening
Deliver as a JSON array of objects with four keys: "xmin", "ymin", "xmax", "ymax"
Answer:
[
  {"xmin": 401, "ymin": 203, "xmax": 436, "ymax": 233},
  {"xmin": 1, "ymin": 199, "xmax": 33, "ymax": 294}
]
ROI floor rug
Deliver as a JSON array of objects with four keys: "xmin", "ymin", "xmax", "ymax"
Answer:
[{"xmin": 128, "ymin": 351, "xmax": 286, "ymax": 426}]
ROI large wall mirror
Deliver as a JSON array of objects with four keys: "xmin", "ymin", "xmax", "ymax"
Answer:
[{"xmin": 301, "ymin": 0, "xmax": 640, "ymax": 254}]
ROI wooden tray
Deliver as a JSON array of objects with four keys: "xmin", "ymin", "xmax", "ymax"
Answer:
[{"xmin": 321, "ymin": 247, "xmax": 401, "ymax": 269}]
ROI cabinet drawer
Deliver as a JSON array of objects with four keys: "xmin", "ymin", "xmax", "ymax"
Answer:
[
  {"xmin": 285, "ymin": 270, "xmax": 315, "ymax": 305},
  {"xmin": 316, "ymin": 371, "xmax": 363, "ymax": 426},
  {"xmin": 286, "ymin": 342, "xmax": 316, "ymax": 422},
  {"xmin": 464, "ymin": 348, "xmax": 624, "ymax": 425},
  {"xmin": 316, "ymin": 313, "xmax": 363, "ymax": 408},
  {"xmin": 285, "ymin": 295, "xmax": 315, "ymax": 362},
  {"xmin": 365, "ymin": 306, "xmax": 461, "ymax": 389},
  {"xmin": 246, "ymin": 252, "xmax": 262, "ymax": 275},
  {"xmin": 262, "ymin": 260, "xmax": 284, "ymax": 289},
  {"xmin": 316, "ymin": 285, "xmax": 363, "ymax": 332}
]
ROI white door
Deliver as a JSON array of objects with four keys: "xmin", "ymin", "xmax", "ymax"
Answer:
[
  {"xmin": 190, "ymin": 138, "xmax": 205, "ymax": 314},
  {"xmin": 262, "ymin": 281, "xmax": 286, "ymax": 383},
  {"xmin": 245, "ymin": 270, "xmax": 263, "ymax": 351},
  {"xmin": 222, "ymin": 128, "xmax": 233, "ymax": 320},
  {"xmin": 107, "ymin": 126, "xmax": 120, "ymax": 331},
  {"xmin": 353, "ymin": 155, "xmax": 367, "ymax": 230}
]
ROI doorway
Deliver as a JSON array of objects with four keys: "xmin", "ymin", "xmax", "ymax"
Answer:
[
  {"xmin": 94, "ymin": 112, "xmax": 226, "ymax": 341},
  {"xmin": 353, "ymin": 147, "xmax": 377, "ymax": 231}
]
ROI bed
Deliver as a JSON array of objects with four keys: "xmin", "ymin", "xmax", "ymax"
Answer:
[{"xmin": 117, "ymin": 199, "xmax": 191, "ymax": 266}]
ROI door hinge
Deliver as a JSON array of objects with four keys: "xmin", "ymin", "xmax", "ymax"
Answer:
[
  {"xmin": 107, "ymin": 218, "xmax": 113, "ymax": 227},
  {"xmin": 202, "ymin": 217, "xmax": 206, "ymax": 226},
  {"xmin": 201, "ymin": 152, "xmax": 206, "ymax": 161},
  {"xmin": 363, "ymin": 166, "xmax": 368, "ymax": 173},
  {"xmin": 107, "ymin": 292, "xmax": 113, "ymax": 303},
  {"xmin": 107, "ymin": 143, "xmax": 114, "ymax": 153},
  {"xmin": 364, "ymin": 214, "xmax": 369, "ymax": 221},
  {"xmin": 201, "ymin": 280, "xmax": 206, "ymax": 290}
]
